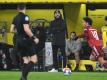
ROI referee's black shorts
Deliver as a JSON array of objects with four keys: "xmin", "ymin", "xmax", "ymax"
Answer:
[{"xmin": 17, "ymin": 35, "xmax": 36, "ymax": 57}]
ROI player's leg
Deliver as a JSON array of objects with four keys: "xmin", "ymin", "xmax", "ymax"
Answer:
[
  {"xmin": 92, "ymin": 46, "xmax": 107, "ymax": 68},
  {"xmin": 90, "ymin": 52, "xmax": 96, "ymax": 61},
  {"xmin": 98, "ymin": 56, "xmax": 107, "ymax": 68},
  {"xmin": 89, "ymin": 50, "xmax": 104, "ymax": 70}
]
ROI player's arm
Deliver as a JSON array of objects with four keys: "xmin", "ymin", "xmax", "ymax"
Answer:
[
  {"xmin": 83, "ymin": 28, "xmax": 89, "ymax": 39},
  {"xmin": 78, "ymin": 31, "xmax": 87, "ymax": 38},
  {"xmin": 79, "ymin": 28, "xmax": 89, "ymax": 42},
  {"xmin": 78, "ymin": 33, "xmax": 84, "ymax": 38}
]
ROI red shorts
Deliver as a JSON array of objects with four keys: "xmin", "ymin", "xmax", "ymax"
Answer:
[{"xmin": 91, "ymin": 46, "xmax": 104, "ymax": 60}]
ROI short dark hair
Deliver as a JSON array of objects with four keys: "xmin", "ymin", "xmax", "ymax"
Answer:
[
  {"xmin": 83, "ymin": 17, "xmax": 92, "ymax": 26},
  {"xmin": 105, "ymin": 16, "xmax": 107, "ymax": 21},
  {"xmin": 54, "ymin": 10, "xmax": 61, "ymax": 14},
  {"xmin": 17, "ymin": 3, "xmax": 26, "ymax": 10}
]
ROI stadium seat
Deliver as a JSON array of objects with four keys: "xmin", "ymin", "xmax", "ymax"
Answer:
[{"xmin": 68, "ymin": 60, "xmax": 96, "ymax": 71}]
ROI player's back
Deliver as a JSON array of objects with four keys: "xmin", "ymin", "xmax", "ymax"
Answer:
[{"xmin": 84, "ymin": 27, "xmax": 102, "ymax": 47}]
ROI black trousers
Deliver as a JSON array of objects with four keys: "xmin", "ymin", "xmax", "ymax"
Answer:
[{"xmin": 52, "ymin": 45, "xmax": 66, "ymax": 69}]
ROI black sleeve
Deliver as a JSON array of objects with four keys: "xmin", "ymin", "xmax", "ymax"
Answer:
[
  {"xmin": 50, "ymin": 21, "xmax": 54, "ymax": 33},
  {"xmin": 23, "ymin": 15, "xmax": 30, "ymax": 24},
  {"xmin": 61, "ymin": 20, "xmax": 66, "ymax": 31}
]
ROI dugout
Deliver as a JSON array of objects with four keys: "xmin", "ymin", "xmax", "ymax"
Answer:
[
  {"xmin": 0, "ymin": 0, "xmax": 107, "ymax": 71},
  {"xmin": 0, "ymin": 1, "xmax": 107, "ymax": 44}
]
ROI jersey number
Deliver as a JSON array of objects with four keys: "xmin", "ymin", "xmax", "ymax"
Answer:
[{"xmin": 91, "ymin": 31, "xmax": 99, "ymax": 40}]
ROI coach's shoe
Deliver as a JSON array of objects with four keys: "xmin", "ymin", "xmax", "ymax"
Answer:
[{"xmin": 48, "ymin": 68, "xmax": 58, "ymax": 72}]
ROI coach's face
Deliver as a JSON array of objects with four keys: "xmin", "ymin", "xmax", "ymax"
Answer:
[{"xmin": 54, "ymin": 12, "xmax": 61, "ymax": 19}]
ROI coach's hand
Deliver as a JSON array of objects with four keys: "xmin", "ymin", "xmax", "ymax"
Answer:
[{"xmin": 34, "ymin": 38, "xmax": 39, "ymax": 44}]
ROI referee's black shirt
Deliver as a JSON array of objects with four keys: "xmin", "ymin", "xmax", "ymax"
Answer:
[{"xmin": 12, "ymin": 12, "xmax": 29, "ymax": 37}]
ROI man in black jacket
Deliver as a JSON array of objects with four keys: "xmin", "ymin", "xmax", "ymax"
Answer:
[{"xmin": 49, "ymin": 10, "xmax": 67, "ymax": 72}]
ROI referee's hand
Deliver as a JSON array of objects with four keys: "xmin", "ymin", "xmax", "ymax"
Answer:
[{"xmin": 34, "ymin": 38, "xmax": 39, "ymax": 44}]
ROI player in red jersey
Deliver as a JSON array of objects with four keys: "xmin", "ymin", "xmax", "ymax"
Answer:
[{"xmin": 82, "ymin": 17, "xmax": 107, "ymax": 68}]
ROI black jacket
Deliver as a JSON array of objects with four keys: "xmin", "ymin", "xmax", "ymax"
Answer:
[{"xmin": 50, "ymin": 18, "xmax": 66, "ymax": 46}]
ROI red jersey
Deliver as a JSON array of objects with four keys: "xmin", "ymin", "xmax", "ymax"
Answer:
[{"xmin": 84, "ymin": 27, "xmax": 102, "ymax": 47}]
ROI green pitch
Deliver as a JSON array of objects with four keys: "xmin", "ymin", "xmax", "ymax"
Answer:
[{"xmin": 0, "ymin": 71, "xmax": 107, "ymax": 80}]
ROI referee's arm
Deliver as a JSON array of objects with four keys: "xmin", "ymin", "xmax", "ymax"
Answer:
[
  {"xmin": 10, "ymin": 24, "xmax": 16, "ymax": 33},
  {"xmin": 23, "ymin": 23, "xmax": 39, "ymax": 44},
  {"xmin": 10, "ymin": 17, "xmax": 17, "ymax": 33},
  {"xmin": 23, "ymin": 24, "xmax": 34, "ymax": 38}
]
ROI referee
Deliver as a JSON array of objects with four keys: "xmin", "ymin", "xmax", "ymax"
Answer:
[{"xmin": 10, "ymin": 4, "xmax": 39, "ymax": 80}]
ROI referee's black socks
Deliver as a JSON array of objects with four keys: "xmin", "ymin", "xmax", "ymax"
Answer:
[
  {"xmin": 22, "ymin": 61, "xmax": 34, "ymax": 79},
  {"xmin": 21, "ymin": 63, "xmax": 28, "ymax": 80},
  {"xmin": 27, "ymin": 61, "xmax": 34, "ymax": 73}
]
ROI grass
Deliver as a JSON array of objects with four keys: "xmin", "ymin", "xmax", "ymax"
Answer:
[{"xmin": 0, "ymin": 71, "xmax": 107, "ymax": 80}]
